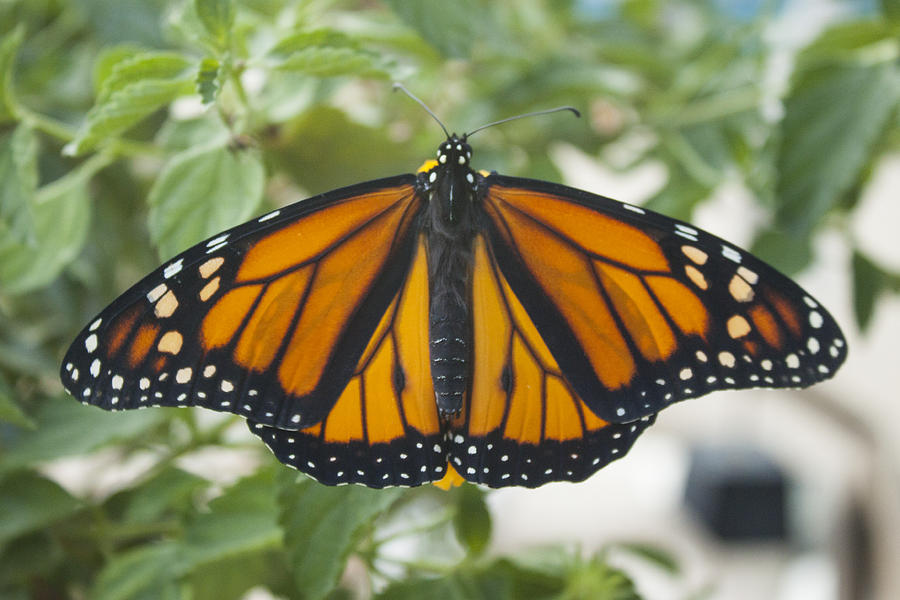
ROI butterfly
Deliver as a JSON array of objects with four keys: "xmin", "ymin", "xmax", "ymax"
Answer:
[{"xmin": 60, "ymin": 89, "xmax": 847, "ymax": 489}]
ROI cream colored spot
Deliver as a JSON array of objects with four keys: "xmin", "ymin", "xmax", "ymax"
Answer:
[
  {"xmin": 199, "ymin": 257, "xmax": 225, "ymax": 279},
  {"xmin": 682, "ymin": 246, "xmax": 708, "ymax": 265},
  {"xmin": 695, "ymin": 351, "xmax": 707, "ymax": 362},
  {"xmin": 203, "ymin": 365, "xmax": 216, "ymax": 377},
  {"xmin": 154, "ymin": 290, "xmax": 178, "ymax": 318},
  {"xmin": 761, "ymin": 359, "xmax": 773, "ymax": 371},
  {"xmin": 111, "ymin": 375, "xmax": 123, "ymax": 390},
  {"xmin": 737, "ymin": 266, "xmax": 758, "ymax": 285},
  {"xmin": 718, "ymin": 351, "xmax": 736, "ymax": 368},
  {"xmin": 786, "ymin": 354, "xmax": 799, "ymax": 369},
  {"xmin": 221, "ymin": 380, "xmax": 234, "ymax": 392},
  {"xmin": 176, "ymin": 367, "xmax": 192, "ymax": 383},
  {"xmin": 729, "ymin": 274, "xmax": 754, "ymax": 303},
  {"xmin": 679, "ymin": 367, "xmax": 693, "ymax": 380},
  {"xmin": 158, "ymin": 331, "xmax": 183, "ymax": 354},
  {"xmin": 727, "ymin": 315, "xmax": 751, "ymax": 338},
  {"xmin": 685, "ymin": 265, "xmax": 708, "ymax": 290},
  {"xmin": 139, "ymin": 377, "xmax": 150, "ymax": 390},
  {"xmin": 199, "ymin": 276, "xmax": 220, "ymax": 301},
  {"xmin": 147, "ymin": 283, "xmax": 167, "ymax": 303}
]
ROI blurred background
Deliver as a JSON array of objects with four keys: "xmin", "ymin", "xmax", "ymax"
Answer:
[{"xmin": 0, "ymin": 0, "xmax": 898, "ymax": 598}]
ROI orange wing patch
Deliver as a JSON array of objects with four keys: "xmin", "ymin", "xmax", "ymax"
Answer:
[
  {"xmin": 484, "ymin": 188, "xmax": 711, "ymax": 392},
  {"xmin": 250, "ymin": 238, "xmax": 446, "ymax": 488},
  {"xmin": 448, "ymin": 236, "xmax": 655, "ymax": 488}
]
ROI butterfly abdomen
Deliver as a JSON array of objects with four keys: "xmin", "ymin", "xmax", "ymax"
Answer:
[{"xmin": 426, "ymin": 229, "xmax": 474, "ymax": 417}]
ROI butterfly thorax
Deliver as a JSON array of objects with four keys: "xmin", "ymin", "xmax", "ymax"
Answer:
[{"xmin": 419, "ymin": 135, "xmax": 479, "ymax": 417}]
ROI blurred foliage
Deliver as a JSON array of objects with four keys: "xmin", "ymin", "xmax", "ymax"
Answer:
[{"xmin": 0, "ymin": 0, "xmax": 898, "ymax": 597}]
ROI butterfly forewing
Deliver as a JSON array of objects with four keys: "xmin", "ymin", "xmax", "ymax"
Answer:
[
  {"xmin": 60, "ymin": 176, "xmax": 423, "ymax": 431},
  {"xmin": 480, "ymin": 175, "xmax": 847, "ymax": 424}
]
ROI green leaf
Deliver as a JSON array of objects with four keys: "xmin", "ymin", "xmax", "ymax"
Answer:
[
  {"xmin": 269, "ymin": 29, "xmax": 362, "ymax": 55},
  {"xmin": 188, "ymin": 549, "xmax": 290, "ymax": 600},
  {"xmin": 194, "ymin": 0, "xmax": 234, "ymax": 47},
  {"xmin": 565, "ymin": 554, "xmax": 640, "ymax": 600},
  {"xmin": 278, "ymin": 471, "xmax": 403, "ymax": 600},
  {"xmin": 884, "ymin": 0, "xmax": 900, "ymax": 21},
  {"xmin": 90, "ymin": 542, "xmax": 181, "ymax": 600},
  {"xmin": 377, "ymin": 557, "xmax": 567, "ymax": 600},
  {"xmin": 614, "ymin": 542, "xmax": 680, "ymax": 575},
  {"xmin": 0, "ymin": 471, "xmax": 82, "ymax": 547},
  {"xmin": 852, "ymin": 249, "xmax": 888, "ymax": 332},
  {"xmin": 453, "ymin": 484, "xmax": 491, "ymax": 556},
  {"xmin": 0, "ymin": 152, "xmax": 96, "ymax": 294},
  {"xmin": 180, "ymin": 468, "xmax": 282, "ymax": 570},
  {"xmin": 0, "ymin": 396, "xmax": 168, "ymax": 474},
  {"xmin": 0, "ymin": 374, "xmax": 34, "ymax": 429},
  {"xmin": 384, "ymin": 0, "xmax": 494, "ymax": 58},
  {"xmin": 0, "ymin": 531, "xmax": 64, "ymax": 587},
  {"xmin": 147, "ymin": 142, "xmax": 265, "ymax": 258},
  {"xmin": 65, "ymin": 52, "xmax": 195, "ymax": 156},
  {"xmin": 114, "ymin": 467, "xmax": 208, "ymax": 524},
  {"xmin": 196, "ymin": 57, "xmax": 221, "ymax": 104},
  {"xmin": 750, "ymin": 228, "xmax": 813, "ymax": 276},
  {"xmin": 93, "ymin": 44, "xmax": 147, "ymax": 97},
  {"xmin": 268, "ymin": 32, "xmax": 388, "ymax": 78},
  {"xmin": 776, "ymin": 25, "xmax": 900, "ymax": 234},
  {"xmin": 276, "ymin": 46, "xmax": 386, "ymax": 77},
  {"xmin": 95, "ymin": 51, "xmax": 193, "ymax": 106},
  {"xmin": 0, "ymin": 25, "xmax": 24, "ymax": 123},
  {"xmin": 0, "ymin": 123, "xmax": 38, "ymax": 245}
]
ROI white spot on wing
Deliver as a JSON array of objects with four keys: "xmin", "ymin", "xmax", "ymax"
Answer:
[
  {"xmin": 89, "ymin": 318, "xmax": 102, "ymax": 331},
  {"xmin": 722, "ymin": 245, "xmax": 742, "ymax": 263},
  {"xmin": 85, "ymin": 334, "xmax": 98, "ymax": 353},
  {"xmin": 205, "ymin": 234, "xmax": 229, "ymax": 248},
  {"xmin": 809, "ymin": 311, "xmax": 823, "ymax": 328},
  {"xmin": 259, "ymin": 210, "xmax": 280, "ymax": 222},
  {"xmin": 623, "ymin": 204, "xmax": 645, "ymax": 214},
  {"xmin": 163, "ymin": 258, "xmax": 184, "ymax": 279}
]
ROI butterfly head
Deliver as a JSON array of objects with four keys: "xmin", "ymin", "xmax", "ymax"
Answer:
[
  {"xmin": 436, "ymin": 134, "xmax": 473, "ymax": 168},
  {"xmin": 422, "ymin": 135, "xmax": 477, "ymax": 227}
]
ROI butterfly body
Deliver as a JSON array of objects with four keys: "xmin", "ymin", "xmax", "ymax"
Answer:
[
  {"xmin": 61, "ymin": 130, "xmax": 846, "ymax": 488},
  {"xmin": 421, "ymin": 135, "xmax": 480, "ymax": 416}
]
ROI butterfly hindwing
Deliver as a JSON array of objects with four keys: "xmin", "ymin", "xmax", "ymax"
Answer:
[
  {"xmin": 446, "ymin": 236, "xmax": 655, "ymax": 488},
  {"xmin": 60, "ymin": 176, "xmax": 424, "ymax": 431},
  {"xmin": 481, "ymin": 174, "xmax": 847, "ymax": 423},
  {"xmin": 249, "ymin": 237, "xmax": 446, "ymax": 487}
]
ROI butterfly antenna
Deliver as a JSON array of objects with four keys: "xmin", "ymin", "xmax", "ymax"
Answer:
[
  {"xmin": 466, "ymin": 106, "xmax": 580, "ymax": 138},
  {"xmin": 392, "ymin": 82, "xmax": 451, "ymax": 139}
]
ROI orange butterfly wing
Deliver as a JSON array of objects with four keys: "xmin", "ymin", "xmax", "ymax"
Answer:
[
  {"xmin": 446, "ymin": 236, "xmax": 654, "ymax": 488},
  {"xmin": 480, "ymin": 175, "xmax": 847, "ymax": 424},
  {"xmin": 248, "ymin": 237, "xmax": 446, "ymax": 487},
  {"xmin": 60, "ymin": 177, "xmax": 424, "ymax": 431}
]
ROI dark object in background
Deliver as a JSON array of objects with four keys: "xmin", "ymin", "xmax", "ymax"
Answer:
[{"xmin": 685, "ymin": 445, "xmax": 787, "ymax": 541}]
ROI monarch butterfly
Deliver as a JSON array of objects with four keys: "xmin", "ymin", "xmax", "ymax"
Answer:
[{"xmin": 60, "ymin": 87, "xmax": 846, "ymax": 489}]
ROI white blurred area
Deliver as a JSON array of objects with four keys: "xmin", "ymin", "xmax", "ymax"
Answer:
[{"xmin": 501, "ymin": 2, "xmax": 900, "ymax": 596}]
